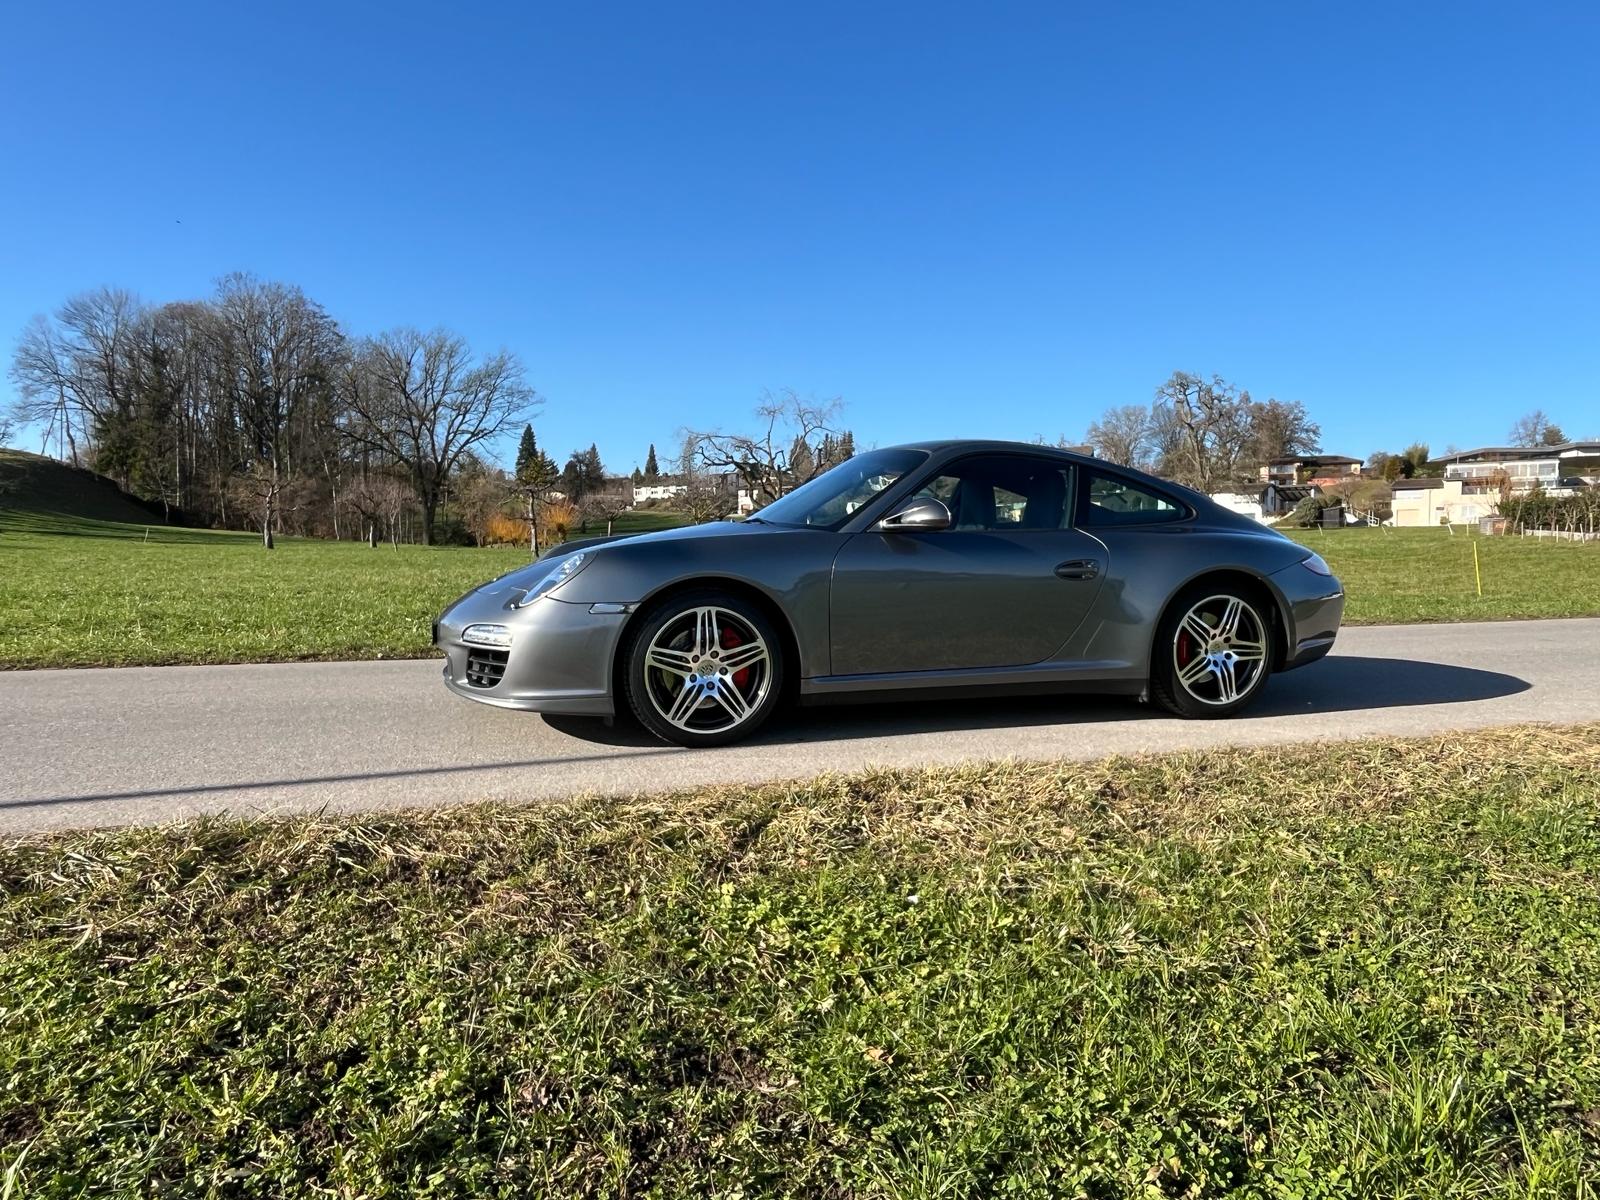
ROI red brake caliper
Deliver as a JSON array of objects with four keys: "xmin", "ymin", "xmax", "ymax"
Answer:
[
  {"xmin": 1177, "ymin": 630, "xmax": 1192, "ymax": 667},
  {"xmin": 720, "ymin": 627, "xmax": 751, "ymax": 690}
]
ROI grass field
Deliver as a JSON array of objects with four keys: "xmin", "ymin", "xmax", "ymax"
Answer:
[
  {"xmin": 1287, "ymin": 525, "xmax": 1600, "ymax": 625},
  {"xmin": 0, "ymin": 475, "xmax": 689, "ymax": 667},
  {"xmin": 3, "ymin": 725, "xmax": 1598, "ymax": 1196},
  {"xmin": 4, "ymin": 443, "xmax": 1597, "ymax": 668},
  {"xmin": 3, "ymin": 514, "xmax": 1596, "ymax": 669}
]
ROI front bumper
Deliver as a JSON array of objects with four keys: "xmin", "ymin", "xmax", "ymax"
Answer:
[
  {"xmin": 1268, "ymin": 561, "xmax": 1346, "ymax": 671},
  {"xmin": 434, "ymin": 591, "xmax": 629, "ymax": 716}
]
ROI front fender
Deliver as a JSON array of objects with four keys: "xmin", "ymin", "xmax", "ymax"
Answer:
[{"xmin": 551, "ymin": 529, "xmax": 845, "ymax": 680}]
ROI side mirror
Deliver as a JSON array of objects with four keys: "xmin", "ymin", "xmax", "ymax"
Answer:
[{"xmin": 878, "ymin": 497, "xmax": 952, "ymax": 533}]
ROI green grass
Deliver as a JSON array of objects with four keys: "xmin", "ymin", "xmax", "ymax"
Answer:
[
  {"xmin": 0, "ymin": 448, "xmax": 174, "ymax": 526},
  {"xmin": 0, "ymin": 458, "xmax": 690, "ymax": 666},
  {"xmin": 1286, "ymin": 526, "xmax": 1600, "ymax": 625},
  {"xmin": 4, "ymin": 456, "xmax": 1597, "ymax": 668},
  {"xmin": 604, "ymin": 508, "xmax": 696, "ymax": 536},
  {"xmin": 0, "ymin": 514, "xmax": 535, "ymax": 668},
  {"xmin": 3, "ymin": 726, "xmax": 1599, "ymax": 1197}
]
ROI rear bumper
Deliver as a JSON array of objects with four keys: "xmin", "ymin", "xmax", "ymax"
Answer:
[
  {"xmin": 434, "ymin": 592, "xmax": 625, "ymax": 716},
  {"xmin": 1269, "ymin": 562, "xmax": 1345, "ymax": 671}
]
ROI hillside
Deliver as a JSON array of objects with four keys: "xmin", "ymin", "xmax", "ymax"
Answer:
[{"xmin": 0, "ymin": 449, "xmax": 179, "ymax": 534}]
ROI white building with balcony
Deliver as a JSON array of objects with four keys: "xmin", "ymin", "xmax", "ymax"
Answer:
[
  {"xmin": 1391, "ymin": 441, "xmax": 1599, "ymax": 526},
  {"xmin": 1434, "ymin": 442, "xmax": 1599, "ymax": 496}
]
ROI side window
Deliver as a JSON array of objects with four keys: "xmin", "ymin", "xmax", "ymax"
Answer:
[
  {"xmin": 1079, "ymin": 472, "xmax": 1185, "ymax": 526},
  {"xmin": 911, "ymin": 455, "xmax": 1074, "ymax": 530}
]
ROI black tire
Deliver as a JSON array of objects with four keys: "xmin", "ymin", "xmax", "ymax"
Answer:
[
  {"xmin": 622, "ymin": 589, "xmax": 787, "ymax": 747},
  {"xmin": 1149, "ymin": 582, "xmax": 1275, "ymax": 719}
]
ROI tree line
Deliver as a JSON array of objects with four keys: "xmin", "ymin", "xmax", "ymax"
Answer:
[
  {"xmin": 1080, "ymin": 371, "xmax": 1322, "ymax": 491},
  {"xmin": 12, "ymin": 287, "xmax": 1585, "ymax": 545},
  {"xmin": 1082, "ymin": 373, "xmax": 1585, "ymax": 493},
  {"xmin": 7, "ymin": 276, "xmax": 536, "ymax": 546}
]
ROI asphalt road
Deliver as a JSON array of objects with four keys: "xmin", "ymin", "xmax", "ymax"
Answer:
[{"xmin": 3, "ymin": 618, "xmax": 1597, "ymax": 835}]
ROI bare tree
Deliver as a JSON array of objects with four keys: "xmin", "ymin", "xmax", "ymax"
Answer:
[
  {"xmin": 673, "ymin": 435, "xmax": 732, "ymax": 524},
  {"xmin": 1085, "ymin": 404, "xmax": 1153, "ymax": 468},
  {"xmin": 1152, "ymin": 372, "xmax": 1256, "ymax": 492},
  {"xmin": 339, "ymin": 328, "xmax": 536, "ymax": 545},
  {"xmin": 1508, "ymin": 409, "xmax": 1565, "ymax": 447},
  {"xmin": 682, "ymin": 389, "xmax": 841, "ymax": 508},
  {"xmin": 10, "ymin": 317, "xmax": 79, "ymax": 462},
  {"xmin": 582, "ymin": 488, "xmax": 632, "ymax": 536},
  {"xmin": 1248, "ymin": 397, "xmax": 1321, "ymax": 465},
  {"xmin": 210, "ymin": 275, "xmax": 343, "ymax": 548},
  {"xmin": 443, "ymin": 454, "xmax": 505, "ymax": 547},
  {"xmin": 346, "ymin": 471, "xmax": 392, "ymax": 548},
  {"xmin": 8, "ymin": 291, "xmax": 144, "ymax": 468}
]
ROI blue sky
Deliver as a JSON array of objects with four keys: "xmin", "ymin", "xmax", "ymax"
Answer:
[{"xmin": 2, "ymin": 1, "xmax": 1596, "ymax": 473}]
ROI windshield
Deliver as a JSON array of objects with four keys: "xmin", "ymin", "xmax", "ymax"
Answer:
[{"xmin": 751, "ymin": 448, "xmax": 928, "ymax": 530}]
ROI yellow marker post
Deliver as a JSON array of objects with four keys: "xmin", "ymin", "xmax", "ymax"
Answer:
[{"xmin": 1473, "ymin": 540, "xmax": 1483, "ymax": 598}]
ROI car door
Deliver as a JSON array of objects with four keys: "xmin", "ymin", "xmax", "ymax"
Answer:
[{"xmin": 828, "ymin": 453, "xmax": 1108, "ymax": 675}]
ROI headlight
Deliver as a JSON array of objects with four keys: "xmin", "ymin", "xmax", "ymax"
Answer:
[
  {"xmin": 1300, "ymin": 552, "xmax": 1333, "ymax": 577},
  {"xmin": 462, "ymin": 623, "xmax": 513, "ymax": 648},
  {"xmin": 513, "ymin": 551, "xmax": 592, "ymax": 606}
]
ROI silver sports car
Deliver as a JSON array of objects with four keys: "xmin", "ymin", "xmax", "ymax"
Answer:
[{"xmin": 434, "ymin": 441, "xmax": 1344, "ymax": 746}]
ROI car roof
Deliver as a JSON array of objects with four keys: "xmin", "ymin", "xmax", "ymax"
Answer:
[
  {"xmin": 880, "ymin": 439, "xmax": 1237, "ymax": 519},
  {"xmin": 884, "ymin": 439, "xmax": 1100, "ymax": 465}
]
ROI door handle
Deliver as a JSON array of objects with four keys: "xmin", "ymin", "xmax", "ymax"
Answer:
[{"xmin": 1054, "ymin": 559, "xmax": 1099, "ymax": 581}]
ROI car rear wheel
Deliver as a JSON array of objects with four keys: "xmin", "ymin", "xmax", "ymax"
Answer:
[
  {"xmin": 622, "ymin": 590, "xmax": 785, "ymax": 747},
  {"xmin": 1150, "ymin": 585, "xmax": 1274, "ymax": 718}
]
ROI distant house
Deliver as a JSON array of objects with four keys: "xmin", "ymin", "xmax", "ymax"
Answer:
[
  {"xmin": 1387, "ymin": 442, "xmax": 1600, "ymax": 527},
  {"xmin": 1258, "ymin": 454, "xmax": 1363, "ymax": 486},
  {"xmin": 1389, "ymin": 477, "xmax": 1464, "ymax": 527},
  {"xmin": 1259, "ymin": 482, "xmax": 1319, "ymax": 517},
  {"xmin": 632, "ymin": 478, "xmax": 688, "ymax": 503},
  {"xmin": 1209, "ymin": 491, "xmax": 1267, "ymax": 522},
  {"xmin": 1432, "ymin": 442, "xmax": 1600, "ymax": 497}
]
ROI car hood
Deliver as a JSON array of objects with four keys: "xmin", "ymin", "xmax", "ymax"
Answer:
[{"xmin": 482, "ymin": 521, "xmax": 776, "ymax": 594}]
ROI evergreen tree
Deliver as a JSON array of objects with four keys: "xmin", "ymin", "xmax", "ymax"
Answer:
[
  {"xmin": 837, "ymin": 430, "xmax": 856, "ymax": 461},
  {"xmin": 514, "ymin": 424, "xmax": 539, "ymax": 480},
  {"xmin": 631, "ymin": 466, "xmax": 643, "ymax": 485},
  {"xmin": 518, "ymin": 428, "xmax": 563, "ymax": 489},
  {"xmin": 644, "ymin": 443, "xmax": 659, "ymax": 478},
  {"xmin": 582, "ymin": 443, "xmax": 605, "ymax": 493},
  {"xmin": 788, "ymin": 434, "xmax": 815, "ymax": 482}
]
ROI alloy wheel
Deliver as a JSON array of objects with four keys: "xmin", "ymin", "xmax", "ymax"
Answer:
[
  {"xmin": 1172, "ymin": 594, "xmax": 1268, "ymax": 706},
  {"xmin": 642, "ymin": 606, "xmax": 773, "ymax": 736}
]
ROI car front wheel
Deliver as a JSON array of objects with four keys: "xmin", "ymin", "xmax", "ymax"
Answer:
[
  {"xmin": 622, "ymin": 590, "xmax": 785, "ymax": 747},
  {"xmin": 1150, "ymin": 585, "xmax": 1274, "ymax": 718}
]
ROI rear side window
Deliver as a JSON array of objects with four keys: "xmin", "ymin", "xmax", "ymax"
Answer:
[
  {"xmin": 910, "ymin": 454, "xmax": 1074, "ymax": 530},
  {"xmin": 1078, "ymin": 471, "xmax": 1186, "ymax": 526}
]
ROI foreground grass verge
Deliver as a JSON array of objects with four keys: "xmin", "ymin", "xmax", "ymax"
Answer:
[{"xmin": 3, "ymin": 726, "xmax": 1599, "ymax": 1197}]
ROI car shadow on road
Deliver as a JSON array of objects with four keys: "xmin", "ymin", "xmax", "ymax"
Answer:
[{"xmin": 545, "ymin": 656, "xmax": 1531, "ymax": 748}]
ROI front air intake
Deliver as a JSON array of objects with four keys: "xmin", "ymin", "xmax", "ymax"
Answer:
[{"xmin": 465, "ymin": 648, "xmax": 509, "ymax": 689}]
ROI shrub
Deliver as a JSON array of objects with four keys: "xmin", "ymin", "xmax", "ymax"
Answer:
[
  {"xmin": 1497, "ymin": 486, "xmax": 1600, "ymax": 535},
  {"xmin": 1290, "ymin": 495, "xmax": 1325, "ymax": 527},
  {"xmin": 481, "ymin": 512, "xmax": 526, "ymax": 546}
]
